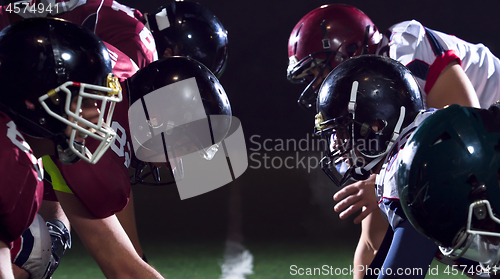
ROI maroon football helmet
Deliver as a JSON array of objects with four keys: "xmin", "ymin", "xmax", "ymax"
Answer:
[{"xmin": 287, "ymin": 4, "xmax": 380, "ymax": 110}]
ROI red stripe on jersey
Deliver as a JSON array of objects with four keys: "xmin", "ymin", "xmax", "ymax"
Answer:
[
  {"xmin": 424, "ymin": 50, "xmax": 460, "ymax": 93},
  {"xmin": 10, "ymin": 237, "xmax": 22, "ymax": 262},
  {"xmin": 377, "ymin": 197, "xmax": 400, "ymax": 205}
]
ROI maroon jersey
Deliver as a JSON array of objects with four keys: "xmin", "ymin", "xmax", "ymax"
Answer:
[
  {"xmin": 52, "ymin": 0, "xmax": 157, "ymax": 68},
  {"xmin": 0, "ymin": 0, "xmax": 157, "ymax": 67},
  {"xmin": 104, "ymin": 41, "xmax": 139, "ymax": 81},
  {"xmin": 0, "ymin": 112, "xmax": 44, "ymax": 246},
  {"xmin": 0, "ymin": 2, "xmax": 141, "ymax": 218},
  {"xmin": 52, "ymin": 43, "xmax": 134, "ymax": 218}
]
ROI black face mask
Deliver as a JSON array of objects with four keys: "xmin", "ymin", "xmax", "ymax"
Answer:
[
  {"xmin": 317, "ymin": 117, "xmax": 372, "ymax": 188},
  {"xmin": 288, "ymin": 51, "xmax": 346, "ymax": 112}
]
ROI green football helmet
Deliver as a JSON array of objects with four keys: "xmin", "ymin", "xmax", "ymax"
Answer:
[{"xmin": 398, "ymin": 104, "xmax": 500, "ymax": 268}]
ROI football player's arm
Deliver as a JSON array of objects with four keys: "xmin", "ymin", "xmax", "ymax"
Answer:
[
  {"xmin": 426, "ymin": 60, "xmax": 480, "ymax": 109},
  {"xmin": 11, "ymin": 265, "xmax": 28, "ymax": 279},
  {"xmin": 353, "ymin": 211, "xmax": 389, "ymax": 279},
  {"xmin": 333, "ymin": 174, "xmax": 378, "ymax": 224},
  {"xmin": 114, "ymin": 191, "xmax": 145, "ymax": 259},
  {"xmin": 11, "ymin": 214, "xmax": 65, "ymax": 279},
  {"xmin": 54, "ymin": 191, "xmax": 164, "ymax": 279},
  {"xmin": 38, "ymin": 178, "xmax": 70, "ymax": 232},
  {"xmin": 0, "ymin": 240, "xmax": 14, "ymax": 279}
]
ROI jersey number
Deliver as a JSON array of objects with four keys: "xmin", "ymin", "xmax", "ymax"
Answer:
[
  {"xmin": 110, "ymin": 121, "xmax": 131, "ymax": 168},
  {"xmin": 6, "ymin": 121, "xmax": 43, "ymax": 180},
  {"xmin": 139, "ymin": 27, "xmax": 156, "ymax": 52}
]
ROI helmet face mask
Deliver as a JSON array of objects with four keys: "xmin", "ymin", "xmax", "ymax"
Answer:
[
  {"xmin": 39, "ymin": 76, "xmax": 122, "ymax": 164},
  {"xmin": 398, "ymin": 104, "xmax": 500, "ymax": 270},
  {"xmin": 316, "ymin": 112, "xmax": 389, "ymax": 185},
  {"xmin": 127, "ymin": 56, "xmax": 232, "ymax": 186},
  {"xmin": 288, "ymin": 50, "xmax": 348, "ymax": 83},
  {"xmin": 317, "ymin": 118, "xmax": 355, "ymax": 186},
  {"xmin": 316, "ymin": 55, "xmax": 424, "ymax": 187},
  {"xmin": 130, "ymin": 154, "xmax": 181, "ymax": 186},
  {"xmin": 288, "ymin": 4, "xmax": 380, "ymax": 111},
  {"xmin": 288, "ymin": 51, "xmax": 347, "ymax": 110},
  {"xmin": 439, "ymin": 200, "xmax": 500, "ymax": 270},
  {"xmin": 0, "ymin": 18, "xmax": 122, "ymax": 164},
  {"xmin": 129, "ymin": 124, "xmax": 220, "ymax": 186}
]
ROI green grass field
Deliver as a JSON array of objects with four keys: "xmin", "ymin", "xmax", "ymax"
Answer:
[
  {"xmin": 51, "ymin": 169, "xmax": 471, "ymax": 278},
  {"xmin": 53, "ymin": 236, "xmax": 469, "ymax": 278}
]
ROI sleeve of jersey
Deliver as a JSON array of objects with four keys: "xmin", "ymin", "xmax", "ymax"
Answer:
[
  {"xmin": 424, "ymin": 50, "xmax": 460, "ymax": 93},
  {"xmin": 378, "ymin": 20, "xmax": 425, "ymax": 64},
  {"xmin": 379, "ymin": 21, "xmax": 460, "ymax": 95},
  {"xmin": 379, "ymin": 145, "xmax": 403, "ymax": 201},
  {"xmin": 96, "ymin": 6, "xmax": 157, "ymax": 68},
  {"xmin": 48, "ymin": 97, "xmax": 132, "ymax": 218},
  {"xmin": 53, "ymin": 148, "xmax": 131, "ymax": 219},
  {"xmin": 103, "ymin": 41, "xmax": 139, "ymax": 82},
  {"xmin": 376, "ymin": 111, "xmax": 434, "ymax": 202},
  {"xmin": 0, "ymin": 144, "xmax": 43, "ymax": 244}
]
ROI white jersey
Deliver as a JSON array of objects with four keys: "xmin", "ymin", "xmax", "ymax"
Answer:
[
  {"xmin": 375, "ymin": 109, "xmax": 436, "ymax": 228},
  {"xmin": 376, "ymin": 20, "xmax": 500, "ymax": 109}
]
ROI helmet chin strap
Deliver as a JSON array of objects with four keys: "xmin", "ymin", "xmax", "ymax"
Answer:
[
  {"xmin": 351, "ymin": 151, "xmax": 383, "ymax": 178},
  {"xmin": 360, "ymin": 26, "xmax": 371, "ymax": 55},
  {"xmin": 55, "ymin": 136, "xmax": 84, "ymax": 165},
  {"xmin": 347, "ymin": 79, "xmax": 406, "ymax": 175},
  {"xmin": 385, "ymin": 106, "xmax": 406, "ymax": 153},
  {"xmin": 321, "ymin": 20, "xmax": 331, "ymax": 50},
  {"xmin": 347, "ymin": 81, "xmax": 358, "ymax": 117},
  {"xmin": 355, "ymin": 106, "xmax": 405, "ymax": 175}
]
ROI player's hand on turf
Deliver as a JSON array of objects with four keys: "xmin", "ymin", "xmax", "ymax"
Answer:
[{"xmin": 333, "ymin": 174, "xmax": 378, "ymax": 224}]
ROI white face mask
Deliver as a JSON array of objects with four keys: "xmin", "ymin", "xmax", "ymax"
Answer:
[
  {"xmin": 38, "ymin": 74, "xmax": 122, "ymax": 164},
  {"xmin": 440, "ymin": 200, "xmax": 500, "ymax": 271}
]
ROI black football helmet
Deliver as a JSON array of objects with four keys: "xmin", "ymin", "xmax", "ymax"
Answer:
[
  {"xmin": 144, "ymin": 0, "xmax": 228, "ymax": 77},
  {"xmin": 0, "ymin": 18, "xmax": 122, "ymax": 164},
  {"xmin": 126, "ymin": 56, "xmax": 232, "ymax": 186},
  {"xmin": 288, "ymin": 4, "xmax": 380, "ymax": 111},
  {"xmin": 315, "ymin": 55, "xmax": 424, "ymax": 187},
  {"xmin": 398, "ymin": 103, "xmax": 500, "ymax": 269}
]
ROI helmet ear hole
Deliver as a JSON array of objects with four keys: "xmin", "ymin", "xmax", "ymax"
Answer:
[{"xmin": 370, "ymin": 119, "xmax": 386, "ymax": 132}]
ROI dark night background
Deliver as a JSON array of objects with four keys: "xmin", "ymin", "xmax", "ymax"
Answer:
[
  {"xmin": 4, "ymin": 0, "xmax": 500, "ymax": 252},
  {"xmin": 116, "ymin": 0, "xmax": 500, "ymax": 142},
  {"xmin": 118, "ymin": 0, "xmax": 500, "ymax": 244}
]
